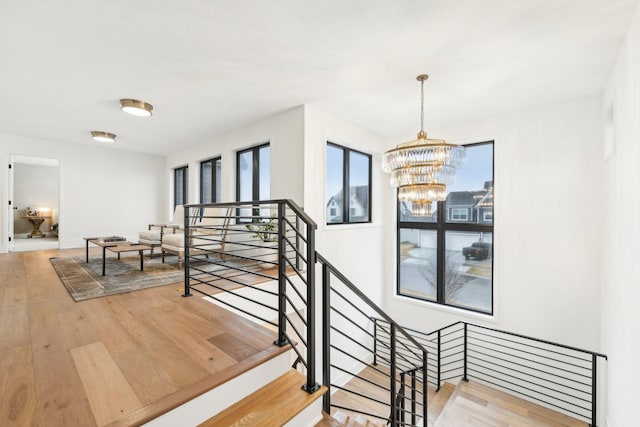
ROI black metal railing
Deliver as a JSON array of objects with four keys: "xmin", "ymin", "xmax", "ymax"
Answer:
[
  {"xmin": 374, "ymin": 320, "xmax": 607, "ymax": 426},
  {"xmin": 178, "ymin": 199, "xmax": 605, "ymax": 426},
  {"xmin": 181, "ymin": 200, "xmax": 320, "ymax": 393},
  {"xmin": 318, "ymin": 253, "xmax": 428, "ymax": 426}
]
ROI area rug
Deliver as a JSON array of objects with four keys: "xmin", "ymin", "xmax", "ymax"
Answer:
[
  {"xmin": 50, "ymin": 255, "xmax": 277, "ymax": 302},
  {"xmin": 49, "ymin": 255, "xmax": 187, "ymax": 301}
]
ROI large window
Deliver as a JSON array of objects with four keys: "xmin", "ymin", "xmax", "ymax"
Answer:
[
  {"xmin": 397, "ymin": 141, "xmax": 494, "ymax": 314},
  {"xmin": 174, "ymin": 165, "xmax": 188, "ymax": 208},
  {"xmin": 236, "ymin": 143, "xmax": 270, "ymax": 220},
  {"xmin": 200, "ymin": 157, "xmax": 221, "ymax": 203},
  {"xmin": 326, "ymin": 142, "xmax": 371, "ymax": 225}
]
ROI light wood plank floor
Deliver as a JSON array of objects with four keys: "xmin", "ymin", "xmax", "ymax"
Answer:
[{"xmin": 0, "ymin": 248, "xmax": 288, "ymax": 426}]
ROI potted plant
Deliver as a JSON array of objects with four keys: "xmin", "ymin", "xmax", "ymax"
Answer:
[
  {"xmin": 245, "ymin": 217, "xmax": 278, "ymax": 268},
  {"xmin": 245, "ymin": 216, "xmax": 276, "ymax": 242}
]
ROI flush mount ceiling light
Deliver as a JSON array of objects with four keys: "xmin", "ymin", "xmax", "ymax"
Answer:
[
  {"xmin": 120, "ymin": 98, "xmax": 153, "ymax": 117},
  {"xmin": 91, "ymin": 131, "xmax": 116, "ymax": 143},
  {"xmin": 382, "ymin": 74, "xmax": 465, "ymax": 217}
]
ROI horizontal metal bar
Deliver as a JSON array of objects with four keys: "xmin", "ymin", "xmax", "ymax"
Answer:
[
  {"xmin": 468, "ymin": 360, "xmax": 591, "ymax": 403},
  {"xmin": 468, "ymin": 343, "xmax": 591, "ymax": 381},
  {"xmin": 330, "ymin": 365, "xmax": 391, "ymax": 394},
  {"xmin": 469, "ymin": 329, "xmax": 592, "ymax": 365},
  {"xmin": 330, "ymin": 384, "xmax": 389, "ymax": 408},
  {"xmin": 330, "ymin": 405, "xmax": 388, "ymax": 422},
  {"xmin": 284, "ymin": 333, "xmax": 307, "ymax": 368},
  {"xmin": 318, "ymin": 253, "xmax": 429, "ymax": 356},
  {"xmin": 188, "ymin": 287, "xmax": 277, "ymax": 326},
  {"xmin": 330, "ymin": 346, "xmax": 392, "ymax": 380},
  {"xmin": 469, "ymin": 323, "xmax": 607, "ymax": 360}
]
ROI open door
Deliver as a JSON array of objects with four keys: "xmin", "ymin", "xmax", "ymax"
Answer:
[
  {"xmin": 7, "ymin": 160, "xmax": 15, "ymax": 252},
  {"xmin": 9, "ymin": 155, "xmax": 60, "ymax": 252}
]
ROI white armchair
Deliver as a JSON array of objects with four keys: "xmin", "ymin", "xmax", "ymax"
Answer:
[
  {"xmin": 138, "ymin": 205, "xmax": 185, "ymax": 257},
  {"xmin": 161, "ymin": 207, "xmax": 232, "ymax": 268}
]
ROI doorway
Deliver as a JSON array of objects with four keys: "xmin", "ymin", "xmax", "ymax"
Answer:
[{"xmin": 10, "ymin": 155, "xmax": 60, "ymax": 252}]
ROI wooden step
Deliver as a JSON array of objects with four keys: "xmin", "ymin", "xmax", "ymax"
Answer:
[
  {"xmin": 318, "ymin": 410, "xmax": 386, "ymax": 427},
  {"xmin": 199, "ymin": 369, "xmax": 326, "ymax": 426},
  {"xmin": 434, "ymin": 380, "xmax": 588, "ymax": 427},
  {"xmin": 427, "ymin": 382, "xmax": 455, "ymax": 425}
]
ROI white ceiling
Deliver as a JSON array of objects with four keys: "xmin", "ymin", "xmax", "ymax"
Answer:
[{"xmin": 1, "ymin": 0, "xmax": 638, "ymax": 155}]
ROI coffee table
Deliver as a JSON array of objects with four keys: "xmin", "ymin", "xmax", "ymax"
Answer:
[{"xmin": 84, "ymin": 237, "xmax": 152, "ymax": 276}]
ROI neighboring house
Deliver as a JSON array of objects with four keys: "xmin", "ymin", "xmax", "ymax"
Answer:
[
  {"xmin": 445, "ymin": 181, "xmax": 494, "ymax": 224},
  {"xmin": 326, "ymin": 185, "xmax": 369, "ymax": 222}
]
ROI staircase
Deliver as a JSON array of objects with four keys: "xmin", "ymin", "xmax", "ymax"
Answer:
[
  {"xmin": 174, "ymin": 200, "xmax": 606, "ymax": 427},
  {"xmin": 319, "ymin": 378, "xmax": 589, "ymax": 427}
]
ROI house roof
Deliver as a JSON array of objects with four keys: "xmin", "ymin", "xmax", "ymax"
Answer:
[
  {"xmin": 1, "ymin": 1, "xmax": 637, "ymax": 154},
  {"xmin": 327, "ymin": 186, "xmax": 369, "ymax": 212}
]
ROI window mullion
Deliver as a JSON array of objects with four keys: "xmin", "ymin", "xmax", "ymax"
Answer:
[
  {"xmin": 436, "ymin": 200, "xmax": 446, "ymax": 304},
  {"xmin": 343, "ymin": 148, "xmax": 350, "ymax": 223}
]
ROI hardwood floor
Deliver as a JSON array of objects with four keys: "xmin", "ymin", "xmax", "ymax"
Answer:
[{"xmin": 0, "ymin": 248, "xmax": 288, "ymax": 426}]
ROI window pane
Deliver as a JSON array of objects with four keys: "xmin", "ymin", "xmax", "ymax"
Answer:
[
  {"xmin": 399, "ymin": 201, "xmax": 436, "ymax": 223},
  {"xmin": 175, "ymin": 167, "xmax": 187, "ymax": 207},
  {"xmin": 259, "ymin": 145, "xmax": 270, "ymax": 200},
  {"xmin": 398, "ymin": 228, "xmax": 438, "ymax": 302},
  {"xmin": 215, "ymin": 158, "xmax": 221, "ymax": 203},
  {"xmin": 239, "ymin": 151, "xmax": 253, "ymax": 202},
  {"xmin": 326, "ymin": 145, "xmax": 344, "ymax": 223},
  {"xmin": 445, "ymin": 231, "xmax": 493, "ymax": 313},
  {"xmin": 446, "ymin": 143, "xmax": 493, "ymax": 225},
  {"xmin": 348, "ymin": 150, "xmax": 370, "ymax": 222},
  {"xmin": 201, "ymin": 161, "xmax": 212, "ymax": 203}
]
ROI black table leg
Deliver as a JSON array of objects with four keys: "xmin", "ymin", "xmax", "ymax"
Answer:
[
  {"xmin": 102, "ymin": 246, "xmax": 107, "ymax": 276},
  {"xmin": 139, "ymin": 250, "xmax": 144, "ymax": 271},
  {"xmin": 86, "ymin": 240, "xmax": 89, "ymax": 263}
]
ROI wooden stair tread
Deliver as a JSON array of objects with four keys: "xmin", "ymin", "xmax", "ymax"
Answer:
[
  {"xmin": 435, "ymin": 380, "xmax": 588, "ymax": 427},
  {"xmin": 317, "ymin": 410, "xmax": 386, "ymax": 427},
  {"xmin": 199, "ymin": 369, "xmax": 326, "ymax": 426},
  {"xmin": 427, "ymin": 381, "xmax": 455, "ymax": 424}
]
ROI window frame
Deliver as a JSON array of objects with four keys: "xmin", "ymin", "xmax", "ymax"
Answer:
[
  {"xmin": 326, "ymin": 142, "xmax": 372, "ymax": 225},
  {"xmin": 236, "ymin": 142, "xmax": 270, "ymax": 222},
  {"xmin": 174, "ymin": 165, "xmax": 188, "ymax": 209},
  {"xmin": 200, "ymin": 156, "xmax": 221, "ymax": 204},
  {"xmin": 396, "ymin": 141, "xmax": 494, "ymax": 315},
  {"xmin": 451, "ymin": 208, "xmax": 469, "ymax": 221}
]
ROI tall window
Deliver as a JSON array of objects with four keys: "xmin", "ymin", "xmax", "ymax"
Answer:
[
  {"xmin": 397, "ymin": 141, "xmax": 494, "ymax": 314},
  {"xmin": 236, "ymin": 143, "xmax": 270, "ymax": 220},
  {"xmin": 200, "ymin": 157, "xmax": 221, "ymax": 203},
  {"xmin": 326, "ymin": 142, "xmax": 372, "ymax": 225},
  {"xmin": 174, "ymin": 165, "xmax": 188, "ymax": 209}
]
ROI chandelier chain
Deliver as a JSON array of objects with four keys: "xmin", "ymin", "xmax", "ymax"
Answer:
[{"xmin": 420, "ymin": 79, "xmax": 424, "ymax": 133}]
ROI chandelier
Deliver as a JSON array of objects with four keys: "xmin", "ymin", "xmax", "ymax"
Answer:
[{"xmin": 382, "ymin": 74, "xmax": 465, "ymax": 216}]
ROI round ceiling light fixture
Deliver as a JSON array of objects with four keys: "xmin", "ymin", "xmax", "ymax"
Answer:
[
  {"xmin": 120, "ymin": 98, "xmax": 153, "ymax": 117},
  {"xmin": 91, "ymin": 131, "xmax": 116, "ymax": 143}
]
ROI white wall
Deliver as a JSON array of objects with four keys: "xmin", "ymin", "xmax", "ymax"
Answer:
[
  {"xmin": 382, "ymin": 96, "xmax": 604, "ymax": 353},
  {"xmin": 601, "ymin": 4, "xmax": 640, "ymax": 426},
  {"xmin": 0, "ymin": 135, "xmax": 166, "ymax": 250},
  {"xmin": 165, "ymin": 106, "xmax": 305, "ymax": 211}
]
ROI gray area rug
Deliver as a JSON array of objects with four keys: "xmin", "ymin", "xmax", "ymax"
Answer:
[
  {"xmin": 50, "ymin": 255, "xmax": 186, "ymax": 301},
  {"xmin": 50, "ymin": 255, "xmax": 270, "ymax": 302}
]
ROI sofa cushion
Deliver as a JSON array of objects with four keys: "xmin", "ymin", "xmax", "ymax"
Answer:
[
  {"xmin": 139, "ymin": 230, "xmax": 161, "ymax": 242},
  {"xmin": 162, "ymin": 233, "xmax": 184, "ymax": 247}
]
